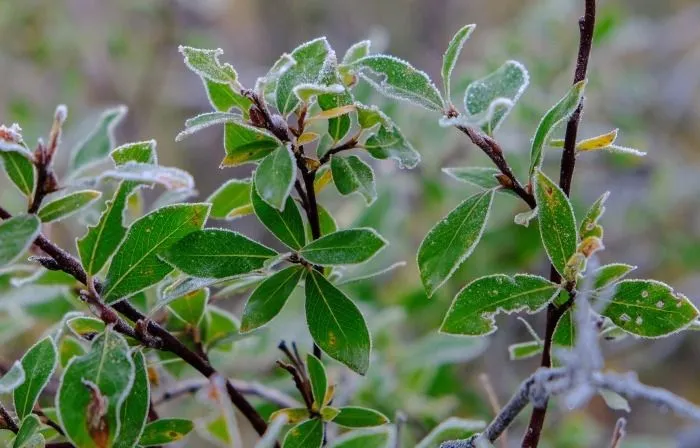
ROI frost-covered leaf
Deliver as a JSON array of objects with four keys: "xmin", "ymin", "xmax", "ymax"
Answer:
[
  {"xmin": 102, "ymin": 203, "xmax": 209, "ymax": 303},
  {"xmin": 276, "ymin": 38, "xmax": 333, "ymax": 116},
  {"xmin": 257, "ymin": 53, "xmax": 296, "ymax": 103},
  {"xmin": 101, "ymin": 163, "xmax": 194, "ymax": 192},
  {"xmin": 534, "ymin": 170, "xmax": 578, "ymax": 277},
  {"xmin": 305, "ymin": 270, "xmax": 371, "ymax": 375},
  {"xmin": 179, "ymin": 46, "xmax": 237, "ymax": 84},
  {"xmin": 416, "ymin": 417, "xmax": 485, "ymax": 448},
  {"xmin": 328, "ymin": 427, "xmax": 390, "ymax": 448},
  {"xmin": 161, "ymin": 229, "xmax": 276, "ymax": 279},
  {"xmin": 592, "ymin": 263, "xmax": 636, "ymax": 290},
  {"xmin": 332, "ymin": 407, "xmax": 389, "ymax": 428},
  {"xmin": 207, "ymin": 179, "xmax": 252, "ymax": 220},
  {"xmin": 70, "ymin": 106, "xmax": 127, "ymax": 173},
  {"xmin": 442, "ymin": 166, "xmax": 517, "ymax": 198},
  {"xmin": 441, "ymin": 274, "xmax": 559, "ymax": 336},
  {"xmin": 204, "ymin": 79, "xmax": 253, "ymax": 115},
  {"xmin": 139, "ymin": 418, "xmax": 194, "ymax": 446},
  {"xmin": 57, "ymin": 329, "xmax": 134, "ymax": 448},
  {"xmin": 221, "ymin": 122, "xmax": 283, "ymax": 167},
  {"xmin": 300, "ymin": 228, "xmax": 387, "ymax": 266},
  {"xmin": 331, "ymin": 155, "xmax": 377, "ymax": 205},
  {"xmin": 200, "ymin": 306, "xmax": 239, "ymax": 350},
  {"xmin": 442, "ymin": 24, "xmax": 476, "ymax": 101},
  {"xmin": 240, "ymin": 266, "xmax": 304, "ymax": 333},
  {"xmin": 514, "ymin": 207, "xmax": 538, "ymax": 227},
  {"xmin": 417, "ymin": 190, "xmax": 494, "ymax": 297},
  {"xmin": 508, "ymin": 341, "xmax": 543, "ymax": 360},
  {"xmin": 175, "ymin": 112, "xmax": 241, "ymax": 142},
  {"xmin": 168, "ymin": 288, "xmax": 208, "ymax": 327},
  {"xmin": 14, "ymin": 337, "xmax": 57, "ymax": 420},
  {"xmin": 599, "ymin": 280, "xmax": 699, "ymax": 338},
  {"xmin": 251, "ymin": 187, "xmax": 306, "ymax": 250},
  {"xmin": 0, "ymin": 149, "xmax": 34, "ymax": 197},
  {"xmin": 254, "ymin": 145, "xmax": 296, "ymax": 210},
  {"xmin": 283, "ymin": 419, "xmax": 323, "ymax": 448},
  {"xmin": 551, "ymin": 129, "xmax": 646, "ymax": 156},
  {"xmin": 0, "ymin": 361, "xmax": 25, "ymax": 394},
  {"xmin": 528, "ymin": 80, "xmax": 587, "ymax": 178},
  {"xmin": 13, "ymin": 414, "xmax": 42, "ymax": 448},
  {"xmin": 580, "ymin": 191, "xmax": 609, "ymax": 240},
  {"xmin": 293, "ymin": 83, "xmax": 345, "ymax": 103},
  {"xmin": 464, "ymin": 60, "xmax": 529, "ymax": 135},
  {"xmin": 0, "ymin": 215, "xmax": 40, "ymax": 268},
  {"xmin": 59, "ymin": 337, "xmax": 85, "ymax": 368},
  {"xmin": 110, "ymin": 140, "xmax": 157, "ymax": 166},
  {"xmin": 317, "ymin": 55, "xmax": 354, "ymax": 143},
  {"xmin": 114, "ymin": 351, "xmax": 149, "ymax": 448},
  {"xmin": 552, "ymin": 308, "xmax": 575, "ymax": 348},
  {"xmin": 67, "ymin": 316, "xmax": 106, "ymax": 340},
  {"xmin": 350, "ymin": 55, "xmax": 444, "ymax": 111},
  {"xmin": 341, "ymin": 40, "xmax": 371, "ymax": 65},
  {"xmin": 37, "ymin": 190, "xmax": 101, "ymax": 223},
  {"xmin": 363, "ymin": 119, "xmax": 420, "ymax": 169}
]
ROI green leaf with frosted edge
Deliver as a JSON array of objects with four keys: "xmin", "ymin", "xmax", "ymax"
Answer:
[
  {"xmin": 102, "ymin": 203, "xmax": 209, "ymax": 303},
  {"xmin": 179, "ymin": 46, "xmax": 237, "ymax": 84},
  {"xmin": 600, "ymin": 279, "xmax": 699, "ymax": 338},
  {"xmin": 240, "ymin": 266, "xmax": 305, "ymax": 333},
  {"xmin": 257, "ymin": 53, "xmax": 296, "ymax": 104},
  {"xmin": 37, "ymin": 190, "xmax": 101, "ymax": 223},
  {"xmin": 114, "ymin": 350, "xmax": 149, "ymax": 448},
  {"xmin": 204, "ymin": 79, "xmax": 253, "ymax": 116},
  {"xmin": 13, "ymin": 414, "xmax": 42, "ymax": 448},
  {"xmin": 533, "ymin": 170, "xmax": 578, "ymax": 277},
  {"xmin": 207, "ymin": 178, "xmax": 252, "ymax": 220},
  {"xmin": 306, "ymin": 354, "xmax": 327, "ymax": 410},
  {"xmin": 329, "ymin": 428, "xmax": 390, "ymax": 448},
  {"xmin": 66, "ymin": 316, "xmax": 105, "ymax": 340},
  {"xmin": 175, "ymin": 112, "xmax": 242, "ymax": 142},
  {"xmin": 364, "ymin": 121, "xmax": 421, "ymax": 169},
  {"xmin": 13, "ymin": 337, "xmax": 57, "ymax": 420},
  {"xmin": 305, "ymin": 270, "xmax": 371, "ymax": 375},
  {"xmin": 416, "ymin": 417, "xmax": 486, "ymax": 448},
  {"xmin": 283, "ymin": 419, "xmax": 323, "ymax": 448},
  {"xmin": 59, "ymin": 337, "xmax": 85, "ymax": 368},
  {"xmin": 0, "ymin": 215, "xmax": 40, "ymax": 268},
  {"xmin": 251, "ymin": 186, "xmax": 306, "ymax": 250},
  {"xmin": 269, "ymin": 407, "xmax": 310, "ymax": 425},
  {"xmin": 70, "ymin": 105, "xmax": 127, "ymax": 173},
  {"xmin": 464, "ymin": 60, "xmax": 529, "ymax": 135},
  {"xmin": 138, "ymin": 418, "xmax": 194, "ymax": 446},
  {"xmin": 168, "ymin": 288, "xmax": 208, "ymax": 327},
  {"xmin": 342, "ymin": 40, "xmax": 371, "ymax": 65},
  {"xmin": 0, "ymin": 361, "xmax": 25, "ymax": 394},
  {"xmin": 220, "ymin": 122, "xmax": 283, "ymax": 167},
  {"xmin": 592, "ymin": 263, "xmax": 636, "ymax": 290},
  {"xmin": 442, "ymin": 166, "xmax": 517, "ymax": 197},
  {"xmin": 441, "ymin": 274, "xmax": 559, "ymax": 335},
  {"xmin": 442, "ymin": 24, "xmax": 476, "ymax": 101},
  {"xmin": 276, "ymin": 37, "xmax": 333, "ymax": 116},
  {"xmin": 332, "ymin": 407, "xmax": 389, "ymax": 428},
  {"xmin": 300, "ymin": 228, "xmax": 387, "ymax": 266},
  {"xmin": 580, "ymin": 191, "xmax": 609, "ymax": 239},
  {"xmin": 417, "ymin": 190, "xmax": 494, "ymax": 297},
  {"xmin": 200, "ymin": 306, "xmax": 239, "ymax": 350},
  {"xmin": 111, "ymin": 140, "xmax": 157, "ymax": 166},
  {"xmin": 331, "ymin": 155, "xmax": 377, "ymax": 205},
  {"xmin": 0, "ymin": 151, "xmax": 34, "ymax": 197},
  {"xmin": 100, "ymin": 162, "xmax": 194, "ymax": 192},
  {"xmin": 552, "ymin": 308, "xmax": 575, "ymax": 347},
  {"xmin": 350, "ymin": 55, "xmax": 444, "ymax": 111},
  {"xmin": 508, "ymin": 341, "xmax": 543, "ymax": 360},
  {"xmin": 57, "ymin": 329, "xmax": 134, "ymax": 448},
  {"xmin": 317, "ymin": 56, "xmax": 354, "ymax": 142},
  {"xmin": 306, "ymin": 204, "xmax": 338, "ymax": 241},
  {"xmin": 528, "ymin": 80, "xmax": 586, "ymax": 178},
  {"xmin": 293, "ymin": 83, "xmax": 345, "ymax": 104},
  {"xmin": 254, "ymin": 145, "xmax": 296, "ymax": 211},
  {"xmin": 160, "ymin": 228, "xmax": 276, "ymax": 279}
]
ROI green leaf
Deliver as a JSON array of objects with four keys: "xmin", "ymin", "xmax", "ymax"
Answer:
[
  {"xmin": 600, "ymin": 280, "xmax": 699, "ymax": 338},
  {"xmin": 179, "ymin": 46, "xmax": 237, "ymax": 84},
  {"xmin": 67, "ymin": 316, "xmax": 106, "ymax": 340},
  {"xmin": 363, "ymin": 118, "xmax": 421, "ymax": 169},
  {"xmin": 57, "ymin": 329, "xmax": 134, "ymax": 448},
  {"xmin": 293, "ymin": 83, "xmax": 345, "ymax": 104},
  {"xmin": 533, "ymin": 170, "xmax": 578, "ymax": 277},
  {"xmin": 442, "ymin": 24, "xmax": 476, "ymax": 101},
  {"xmin": 102, "ymin": 203, "xmax": 209, "ymax": 303},
  {"xmin": 269, "ymin": 407, "xmax": 310, "ymax": 425},
  {"xmin": 508, "ymin": 341, "xmax": 543, "ymax": 361},
  {"xmin": 168, "ymin": 288, "xmax": 208, "ymax": 327},
  {"xmin": 14, "ymin": 337, "xmax": 57, "ymax": 420},
  {"xmin": 416, "ymin": 417, "xmax": 486, "ymax": 448},
  {"xmin": 70, "ymin": 106, "xmax": 127, "ymax": 173},
  {"xmin": 442, "ymin": 166, "xmax": 511, "ymax": 194},
  {"xmin": 110, "ymin": 140, "xmax": 157, "ymax": 166},
  {"xmin": 328, "ymin": 428, "xmax": 390, "ymax": 448},
  {"xmin": 528, "ymin": 80, "xmax": 587, "ymax": 178},
  {"xmin": 299, "ymin": 228, "xmax": 387, "ymax": 266},
  {"xmin": 240, "ymin": 266, "xmax": 305, "ymax": 333},
  {"xmin": 0, "ymin": 361, "xmax": 25, "ymax": 394},
  {"xmin": 0, "ymin": 215, "xmax": 40, "ymax": 268},
  {"xmin": 440, "ymin": 274, "xmax": 559, "ymax": 336},
  {"xmin": 114, "ymin": 351, "xmax": 149, "ymax": 448},
  {"xmin": 592, "ymin": 263, "xmax": 636, "ymax": 290},
  {"xmin": 254, "ymin": 145, "xmax": 296, "ymax": 210},
  {"xmin": 207, "ymin": 179, "xmax": 252, "ymax": 220},
  {"xmin": 204, "ymin": 79, "xmax": 253, "ymax": 115},
  {"xmin": 276, "ymin": 37, "xmax": 332, "ymax": 116},
  {"xmin": 0, "ymin": 151, "xmax": 34, "ymax": 197},
  {"xmin": 200, "ymin": 306, "xmax": 240, "ymax": 350},
  {"xmin": 331, "ymin": 155, "xmax": 377, "ymax": 205},
  {"xmin": 257, "ymin": 53, "xmax": 296, "ymax": 104},
  {"xmin": 332, "ymin": 407, "xmax": 389, "ymax": 428},
  {"xmin": 220, "ymin": 122, "xmax": 283, "ymax": 167},
  {"xmin": 100, "ymin": 163, "xmax": 194, "ymax": 192},
  {"xmin": 59, "ymin": 337, "xmax": 85, "ymax": 368},
  {"xmin": 350, "ymin": 55, "xmax": 444, "ymax": 111},
  {"xmin": 552, "ymin": 308, "xmax": 575, "ymax": 347},
  {"xmin": 13, "ymin": 415, "xmax": 42, "ymax": 448},
  {"xmin": 175, "ymin": 112, "xmax": 241, "ymax": 142},
  {"xmin": 138, "ymin": 418, "xmax": 194, "ymax": 446},
  {"xmin": 160, "ymin": 229, "xmax": 276, "ymax": 279},
  {"xmin": 464, "ymin": 60, "xmax": 529, "ymax": 135},
  {"xmin": 341, "ymin": 40, "xmax": 371, "ymax": 65},
  {"xmin": 317, "ymin": 57, "xmax": 354, "ymax": 142},
  {"xmin": 306, "ymin": 354, "xmax": 327, "ymax": 410},
  {"xmin": 417, "ymin": 190, "xmax": 495, "ymax": 297},
  {"xmin": 599, "ymin": 390, "xmax": 631, "ymax": 413},
  {"xmin": 37, "ymin": 190, "xmax": 101, "ymax": 223},
  {"xmin": 283, "ymin": 419, "xmax": 323, "ymax": 448},
  {"xmin": 305, "ymin": 270, "xmax": 371, "ymax": 375},
  {"xmin": 251, "ymin": 186, "xmax": 306, "ymax": 250},
  {"xmin": 580, "ymin": 191, "xmax": 609, "ymax": 239}
]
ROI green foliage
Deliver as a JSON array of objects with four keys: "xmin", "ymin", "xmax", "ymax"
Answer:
[
  {"xmin": 299, "ymin": 228, "xmax": 387, "ymax": 266},
  {"xmin": 179, "ymin": 46, "xmax": 238, "ymax": 84},
  {"xmin": 306, "ymin": 354, "xmax": 328, "ymax": 410},
  {"xmin": 37, "ymin": 190, "xmax": 101, "ymax": 223},
  {"xmin": 206, "ymin": 178, "xmax": 252, "ymax": 220},
  {"xmin": 331, "ymin": 406, "xmax": 389, "ymax": 428},
  {"xmin": 329, "ymin": 428, "xmax": 390, "ymax": 448},
  {"xmin": 13, "ymin": 415, "xmax": 43, "ymax": 448},
  {"xmin": 70, "ymin": 106, "xmax": 127, "ymax": 173},
  {"xmin": 0, "ymin": 215, "xmax": 40, "ymax": 268},
  {"xmin": 221, "ymin": 122, "xmax": 283, "ymax": 167},
  {"xmin": 276, "ymin": 38, "xmax": 332, "ymax": 116},
  {"xmin": 0, "ymin": 150, "xmax": 34, "ymax": 197},
  {"xmin": 442, "ymin": 24, "xmax": 476, "ymax": 102},
  {"xmin": 283, "ymin": 418, "xmax": 323, "ymax": 448},
  {"xmin": 251, "ymin": 187, "xmax": 306, "ymax": 250},
  {"xmin": 240, "ymin": 266, "xmax": 305, "ymax": 333},
  {"xmin": 0, "ymin": 362, "xmax": 25, "ymax": 394},
  {"xmin": 331, "ymin": 155, "xmax": 377, "ymax": 205},
  {"xmin": 14, "ymin": 337, "xmax": 57, "ymax": 420},
  {"xmin": 114, "ymin": 351, "xmax": 149, "ymax": 448},
  {"xmin": 255, "ymin": 145, "xmax": 296, "ymax": 210},
  {"xmin": 138, "ymin": 418, "xmax": 194, "ymax": 446}
]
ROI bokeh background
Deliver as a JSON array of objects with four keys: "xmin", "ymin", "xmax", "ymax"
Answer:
[{"xmin": 1, "ymin": 0, "xmax": 700, "ymax": 446}]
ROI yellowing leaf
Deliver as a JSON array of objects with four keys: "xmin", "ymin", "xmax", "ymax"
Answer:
[
  {"xmin": 307, "ymin": 105, "xmax": 357, "ymax": 121},
  {"xmin": 576, "ymin": 128, "xmax": 618, "ymax": 150}
]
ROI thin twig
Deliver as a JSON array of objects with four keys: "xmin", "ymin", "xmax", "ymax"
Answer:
[
  {"xmin": 479, "ymin": 373, "xmax": 507, "ymax": 448},
  {"xmin": 0, "ymin": 403, "xmax": 18, "ymax": 433},
  {"xmin": 608, "ymin": 417, "xmax": 627, "ymax": 448}
]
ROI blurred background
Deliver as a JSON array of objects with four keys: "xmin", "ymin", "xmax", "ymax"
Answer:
[{"xmin": 1, "ymin": 0, "xmax": 700, "ymax": 446}]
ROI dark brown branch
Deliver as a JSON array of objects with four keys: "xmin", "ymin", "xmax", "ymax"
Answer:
[
  {"xmin": 0, "ymin": 403, "xmax": 18, "ymax": 433},
  {"xmin": 318, "ymin": 136, "xmax": 359, "ymax": 166}
]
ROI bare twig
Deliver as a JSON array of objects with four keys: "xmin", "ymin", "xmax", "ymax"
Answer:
[
  {"xmin": 608, "ymin": 418, "xmax": 627, "ymax": 448},
  {"xmin": 479, "ymin": 373, "xmax": 507, "ymax": 448},
  {"xmin": 0, "ymin": 403, "xmax": 18, "ymax": 433}
]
